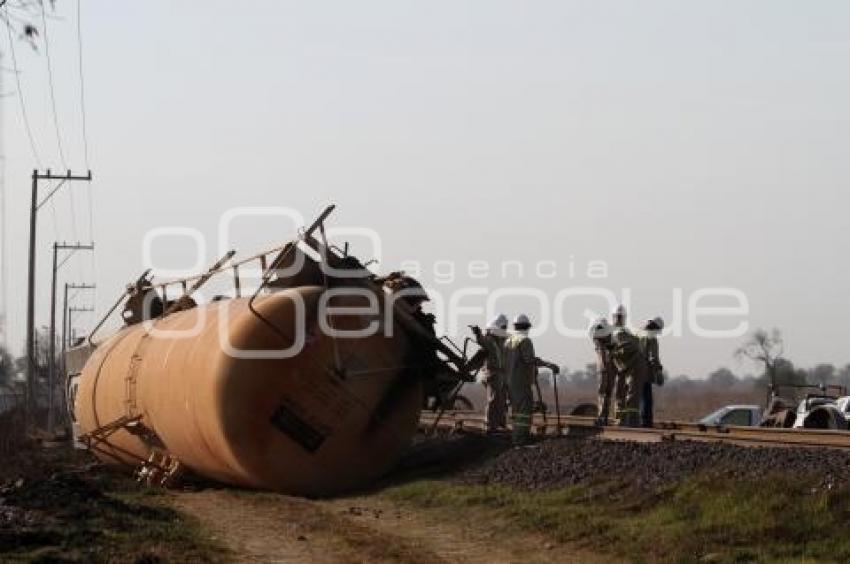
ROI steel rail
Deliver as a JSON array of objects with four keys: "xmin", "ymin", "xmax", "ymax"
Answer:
[{"xmin": 418, "ymin": 412, "xmax": 850, "ymax": 451}]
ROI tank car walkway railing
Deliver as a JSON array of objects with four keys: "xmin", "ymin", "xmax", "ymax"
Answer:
[
  {"xmin": 86, "ymin": 203, "xmax": 477, "ymax": 384},
  {"xmin": 419, "ymin": 411, "xmax": 850, "ymax": 451},
  {"xmin": 87, "ymin": 205, "xmax": 339, "ymax": 345}
]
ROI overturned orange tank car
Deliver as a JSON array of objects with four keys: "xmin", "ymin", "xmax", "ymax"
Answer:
[{"xmin": 69, "ymin": 206, "xmax": 470, "ymax": 496}]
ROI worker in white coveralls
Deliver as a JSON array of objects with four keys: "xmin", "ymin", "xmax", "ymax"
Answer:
[
  {"xmin": 611, "ymin": 304, "xmax": 628, "ymax": 415},
  {"xmin": 610, "ymin": 304, "xmax": 650, "ymax": 427},
  {"xmin": 503, "ymin": 314, "xmax": 559, "ymax": 446},
  {"xmin": 472, "ymin": 314, "xmax": 509, "ymax": 433},
  {"xmin": 589, "ymin": 318, "xmax": 616, "ymax": 426}
]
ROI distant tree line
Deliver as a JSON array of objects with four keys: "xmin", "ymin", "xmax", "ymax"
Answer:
[
  {"xmin": 0, "ymin": 327, "xmax": 55, "ymax": 393},
  {"xmin": 544, "ymin": 327, "xmax": 850, "ymax": 399}
]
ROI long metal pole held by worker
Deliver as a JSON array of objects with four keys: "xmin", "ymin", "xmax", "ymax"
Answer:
[
  {"xmin": 47, "ymin": 242, "xmax": 95, "ymax": 434},
  {"xmin": 25, "ymin": 169, "xmax": 93, "ymax": 427}
]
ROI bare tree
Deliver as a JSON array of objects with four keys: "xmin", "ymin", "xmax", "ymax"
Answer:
[
  {"xmin": 0, "ymin": 1, "xmax": 48, "ymax": 48},
  {"xmin": 735, "ymin": 328, "xmax": 784, "ymax": 399}
]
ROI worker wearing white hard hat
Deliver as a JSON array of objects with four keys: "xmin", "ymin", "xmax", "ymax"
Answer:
[
  {"xmin": 471, "ymin": 314, "xmax": 510, "ymax": 432},
  {"xmin": 488, "ymin": 314, "xmax": 509, "ymax": 332},
  {"xmin": 503, "ymin": 314, "xmax": 560, "ymax": 445},
  {"xmin": 609, "ymin": 305, "xmax": 649, "ymax": 428},
  {"xmin": 612, "ymin": 304, "xmax": 627, "ymax": 328},
  {"xmin": 644, "ymin": 317, "xmax": 664, "ymax": 334},
  {"xmin": 589, "ymin": 318, "xmax": 616, "ymax": 425},
  {"xmin": 609, "ymin": 305, "xmax": 629, "ymax": 415},
  {"xmin": 639, "ymin": 317, "xmax": 665, "ymax": 428}
]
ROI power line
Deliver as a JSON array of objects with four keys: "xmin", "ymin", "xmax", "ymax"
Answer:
[
  {"xmin": 39, "ymin": 0, "xmax": 67, "ymax": 169},
  {"xmin": 47, "ymin": 190, "xmax": 58, "ymax": 240},
  {"xmin": 75, "ymin": 0, "xmax": 88, "ymax": 169},
  {"xmin": 67, "ymin": 184, "xmax": 83, "ymax": 280},
  {"xmin": 4, "ymin": 4, "xmax": 41, "ymax": 167},
  {"xmin": 76, "ymin": 0, "xmax": 97, "ymax": 305},
  {"xmin": 39, "ymin": 0, "xmax": 84, "ymax": 282}
]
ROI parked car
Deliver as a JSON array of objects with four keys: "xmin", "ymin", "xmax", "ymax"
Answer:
[
  {"xmin": 834, "ymin": 396, "xmax": 850, "ymax": 417},
  {"xmin": 791, "ymin": 394, "xmax": 848, "ymax": 430},
  {"xmin": 698, "ymin": 405, "xmax": 763, "ymax": 427}
]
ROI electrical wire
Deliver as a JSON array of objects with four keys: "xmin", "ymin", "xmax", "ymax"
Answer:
[
  {"xmin": 75, "ymin": 0, "xmax": 88, "ymax": 170},
  {"xmin": 75, "ymin": 0, "xmax": 96, "ymax": 305},
  {"xmin": 39, "ymin": 0, "xmax": 67, "ymax": 169},
  {"xmin": 40, "ymin": 0, "xmax": 86, "ymax": 284},
  {"xmin": 4, "ymin": 4, "xmax": 41, "ymax": 167},
  {"xmin": 47, "ymin": 189, "xmax": 59, "ymax": 242}
]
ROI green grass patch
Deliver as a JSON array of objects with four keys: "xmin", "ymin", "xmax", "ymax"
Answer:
[{"xmin": 384, "ymin": 474, "xmax": 850, "ymax": 563}]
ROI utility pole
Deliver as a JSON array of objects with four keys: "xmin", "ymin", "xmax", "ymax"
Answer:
[
  {"xmin": 0, "ymin": 52, "xmax": 7, "ymax": 356},
  {"xmin": 26, "ymin": 169, "xmax": 92, "ymax": 427},
  {"xmin": 47, "ymin": 242, "xmax": 94, "ymax": 434},
  {"xmin": 67, "ymin": 305, "xmax": 94, "ymax": 349},
  {"xmin": 62, "ymin": 283, "xmax": 95, "ymax": 353},
  {"xmin": 60, "ymin": 289, "xmax": 93, "ymax": 431}
]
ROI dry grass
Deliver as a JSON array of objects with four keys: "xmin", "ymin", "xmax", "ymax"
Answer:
[
  {"xmin": 460, "ymin": 379, "xmax": 766, "ymax": 422},
  {"xmin": 654, "ymin": 384, "xmax": 765, "ymax": 421}
]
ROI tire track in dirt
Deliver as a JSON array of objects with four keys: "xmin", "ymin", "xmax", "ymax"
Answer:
[
  {"xmin": 173, "ymin": 489, "xmax": 619, "ymax": 563},
  {"xmin": 174, "ymin": 489, "xmax": 446, "ymax": 564}
]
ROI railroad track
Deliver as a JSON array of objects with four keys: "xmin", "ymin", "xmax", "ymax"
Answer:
[{"xmin": 419, "ymin": 411, "xmax": 850, "ymax": 450}]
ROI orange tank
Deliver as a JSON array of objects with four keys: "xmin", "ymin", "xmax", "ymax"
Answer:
[{"xmin": 75, "ymin": 285, "xmax": 424, "ymax": 495}]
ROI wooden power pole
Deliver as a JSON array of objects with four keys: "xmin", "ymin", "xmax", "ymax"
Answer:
[
  {"xmin": 26, "ymin": 169, "xmax": 92, "ymax": 427},
  {"xmin": 47, "ymin": 243, "xmax": 94, "ymax": 433}
]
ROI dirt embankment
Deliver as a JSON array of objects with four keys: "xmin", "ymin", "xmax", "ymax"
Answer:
[
  {"xmin": 170, "ymin": 433, "xmax": 617, "ymax": 563},
  {"xmin": 173, "ymin": 488, "xmax": 616, "ymax": 564},
  {"xmin": 0, "ymin": 446, "xmax": 225, "ymax": 563}
]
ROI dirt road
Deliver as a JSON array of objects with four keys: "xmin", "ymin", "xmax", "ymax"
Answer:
[{"xmin": 173, "ymin": 488, "xmax": 617, "ymax": 564}]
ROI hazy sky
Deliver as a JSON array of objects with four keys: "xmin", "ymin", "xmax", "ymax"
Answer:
[{"xmin": 1, "ymin": 0, "xmax": 848, "ymax": 378}]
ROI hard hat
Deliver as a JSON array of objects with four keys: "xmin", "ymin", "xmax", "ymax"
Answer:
[
  {"xmin": 513, "ymin": 313, "xmax": 531, "ymax": 328},
  {"xmin": 488, "ymin": 314, "xmax": 508, "ymax": 330},
  {"xmin": 612, "ymin": 304, "xmax": 627, "ymax": 317},
  {"xmin": 644, "ymin": 317, "xmax": 664, "ymax": 331},
  {"xmin": 589, "ymin": 318, "xmax": 613, "ymax": 340}
]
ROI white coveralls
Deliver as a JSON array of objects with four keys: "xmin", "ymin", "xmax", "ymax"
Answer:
[
  {"xmin": 477, "ymin": 329, "xmax": 507, "ymax": 431},
  {"xmin": 503, "ymin": 331, "xmax": 540, "ymax": 445},
  {"xmin": 594, "ymin": 339, "xmax": 616, "ymax": 424},
  {"xmin": 611, "ymin": 326, "xmax": 649, "ymax": 427}
]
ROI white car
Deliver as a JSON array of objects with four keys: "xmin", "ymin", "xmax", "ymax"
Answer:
[
  {"xmin": 698, "ymin": 405, "xmax": 763, "ymax": 427},
  {"xmin": 791, "ymin": 395, "xmax": 849, "ymax": 429},
  {"xmin": 835, "ymin": 396, "xmax": 850, "ymax": 417}
]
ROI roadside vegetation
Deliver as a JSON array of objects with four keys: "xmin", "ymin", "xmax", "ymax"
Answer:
[{"xmin": 384, "ymin": 471, "xmax": 850, "ymax": 563}]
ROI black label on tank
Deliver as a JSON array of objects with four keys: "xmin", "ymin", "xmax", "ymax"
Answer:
[{"xmin": 270, "ymin": 401, "xmax": 327, "ymax": 453}]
